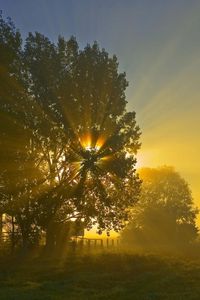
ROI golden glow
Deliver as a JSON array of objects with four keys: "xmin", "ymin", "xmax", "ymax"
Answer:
[
  {"xmin": 100, "ymin": 155, "xmax": 112, "ymax": 161},
  {"xmin": 80, "ymin": 134, "xmax": 106, "ymax": 152},
  {"xmin": 95, "ymin": 136, "xmax": 106, "ymax": 150},
  {"xmin": 80, "ymin": 133, "xmax": 92, "ymax": 150},
  {"xmin": 126, "ymin": 6, "xmax": 200, "ymax": 226},
  {"xmin": 84, "ymin": 227, "xmax": 119, "ymax": 239}
]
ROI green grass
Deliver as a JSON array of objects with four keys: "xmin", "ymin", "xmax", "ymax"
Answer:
[{"xmin": 0, "ymin": 249, "xmax": 200, "ymax": 299}]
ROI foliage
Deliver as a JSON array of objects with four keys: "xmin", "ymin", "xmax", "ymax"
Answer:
[
  {"xmin": 121, "ymin": 166, "xmax": 199, "ymax": 250},
  {"xmin": 0, "ymin": 13, "xmax": 141, "ymax": 248}
]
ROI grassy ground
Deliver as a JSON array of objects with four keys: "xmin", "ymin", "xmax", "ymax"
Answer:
[{"xmin": 0, "ymin": 248, "xmax": 200, "ymax": 300}]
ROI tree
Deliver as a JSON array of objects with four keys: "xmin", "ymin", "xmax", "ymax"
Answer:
[
  {"xmin": 0, "ymin": 13, "xmax": 141, "ymax": 250},
  {"xmin": 121, "ymin": 167, "xmax": 199, "ymax": 251}
]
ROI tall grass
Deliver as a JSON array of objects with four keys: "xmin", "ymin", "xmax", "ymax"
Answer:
[{"xmin": 0, "ymin": 248, "xmax": 200, "ymax": 299}]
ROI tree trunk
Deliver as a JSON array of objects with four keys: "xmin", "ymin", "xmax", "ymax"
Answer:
[
  {"xmin": 21, "ymin": 231, "xmax": 30, "ymax": 250},
  {"xmin": 11, "ymin": 215, "xmax": 15, "ymax": 253},
  {"xmin": 45, "ymin": 221, "xmax": 56, "ymax": 251}
]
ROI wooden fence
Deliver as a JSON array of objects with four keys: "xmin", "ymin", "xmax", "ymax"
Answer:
[
  {"xmin": 0, "ymin": 232, "xmax": 121, "ymax": 252},
  {"xmin": 71, "ymin": 236, "xmax": 120, "ymax": 248}
]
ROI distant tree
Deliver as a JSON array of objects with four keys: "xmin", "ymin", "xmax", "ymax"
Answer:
[
  {"xmin": 121, "ymin": 167, "xmax": 199, "ymax": 250},
  {"xmin": 0, "ymin": 13, "xmax": 141, "ymax": 250}
]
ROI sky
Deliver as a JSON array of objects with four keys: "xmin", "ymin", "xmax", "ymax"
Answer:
[{"xmin": 1, "ymin": 0, "xmax": 200, "ymax": 222}]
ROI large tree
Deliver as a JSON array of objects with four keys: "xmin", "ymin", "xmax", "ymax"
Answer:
[
  {"xmin": 0, "ymin": 13, "xmax": 141, "ymax": 249},
  {"xmin": 0, "ymin": 13, "xmax": 48, "ymax": 248},
  {"xmin": 121, "ymin": 167, "xmax": 199, "ymax": 251}
]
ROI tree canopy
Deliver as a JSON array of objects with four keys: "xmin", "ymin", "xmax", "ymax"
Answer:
[
  {"xmin": 121, "ymin": 166, "xmax": 198, "ymax": 251},
  {"xmin": 0, "ymin": 13, "xmax": 141, "ymax": 248}
]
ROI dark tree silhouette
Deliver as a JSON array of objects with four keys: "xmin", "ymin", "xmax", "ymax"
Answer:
[
  {"xmin": 121, "ymin": 167, "xmax": 198, "ymax": 251},
  {"xmin": 0, "ymin": 14, "xmax": 47, "ymax": 248},
  {"xmin": 0, "ymin": 13, "xmax": 141, "ymax": 250}
]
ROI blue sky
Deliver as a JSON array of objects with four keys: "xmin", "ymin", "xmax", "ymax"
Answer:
[{"xmin": 1, "ymin": 1, "xmax": 199, "ymax": 110}]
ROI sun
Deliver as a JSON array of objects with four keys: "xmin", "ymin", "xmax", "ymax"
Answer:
[{"xmin": 79, "ymin": 134, "xmax": 106, "ymax": 152}]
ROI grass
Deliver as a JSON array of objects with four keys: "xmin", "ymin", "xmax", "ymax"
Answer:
[{"xmin": 0, "ymin": 248, "xmax": 200, "ymax": 299}]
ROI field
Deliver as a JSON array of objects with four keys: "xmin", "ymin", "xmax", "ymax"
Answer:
[{"xmin": 1, "ymin": 248, "xmax": 200, "ymax": 300}]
